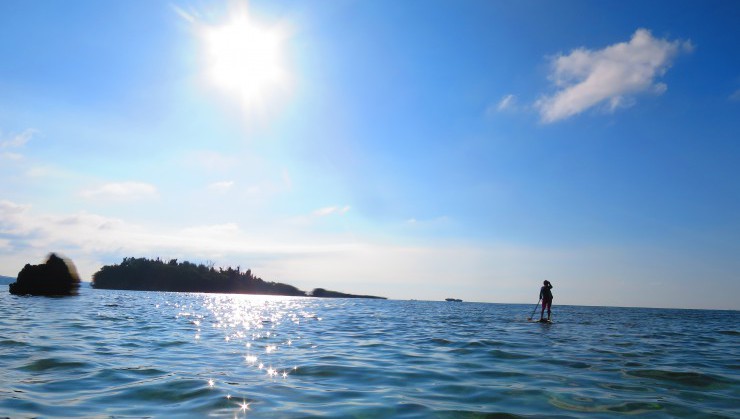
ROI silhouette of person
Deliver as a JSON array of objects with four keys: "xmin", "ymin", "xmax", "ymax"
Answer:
[{"xmin": 539, "ymin": 280, "xmax": 553, "ymax": 321}]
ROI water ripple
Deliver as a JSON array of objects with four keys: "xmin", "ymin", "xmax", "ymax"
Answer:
[{"xmin": 0, "ymin": 288, "xmax": 737, "ymax": 418}]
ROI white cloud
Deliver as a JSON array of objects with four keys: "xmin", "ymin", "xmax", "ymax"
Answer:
[
  {"xmin": 181, "ymin": 223, "xmax": 241, "ymax": 239},
  {"xmin": 208, "ymin": 180, "xmax": 235, "ymax": 193},
  {"xmin": 0, "ymin": 200, "xmax": 32, "ymax": 235},
  {"xmin": 496, "ymin": 94, "xmax": 517, "ymax": 111},
  {"xmin": 0, "ymin": 128, "xmax": 36, "ymax": 149},
  {"xmin": 485, "ymin": 94, "xmax": 518, "ymax": 117},
  {"xmin": 0, "ymin": 129, "xmax": 36, "ymax": 160},
  {"xmin": 171, "ymin": 4, "xmax": 198, "ymax": 23},
  {"xmin": 24, "ymin": 166, "xmax": 66, "ymax": 178},
  {"xmin": 0, "ymin": 152, "xmax": 23, "ymax": 161},
  {"xmin": 284, "ymin": 205, "xmax": 352, "ymax": 228},
  {"xmin": 0, "ymin": 200, "xmax": 133, "ymax": 252},
  {"xmin": 80, "ymin": 182, "xmax": 158, "ymax": 201},
  {"xmin": 536, "ymin": 29, "xmax": 692, "ymax": 123},
  {"xmin": 405, "ymin": 215, "xmax": 449, "ymax": 227},
  {"xmin": 183, "ymin": 150, "xmax": 239, "ymax": 171},
  {"xmin": 0, "ymin": 200, "xmax": 735, "ymax": 309},
  {"xmin": 312, "ymin": 206, "xmax": 350, "ymax": 217},
  {"xmin": 0, "ymin": 199, "xmax": 359, "ymax": 279},
  {"xmin": 730, "ymin": 88, "xmax": 740, "ymax": 102}
]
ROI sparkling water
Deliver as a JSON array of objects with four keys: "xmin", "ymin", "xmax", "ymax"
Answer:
[{"xmin": 1, "ymin": 287, "xmax": 738, "ymax": 418}]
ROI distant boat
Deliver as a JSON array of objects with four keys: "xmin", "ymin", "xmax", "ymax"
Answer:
[{"xmin": 445, "ymin": 298, "xmax": 463, "ymax": 302}]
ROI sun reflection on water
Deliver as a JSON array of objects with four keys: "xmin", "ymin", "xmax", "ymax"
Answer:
[{"xmin": 167, "ymin": 294, "xmax": 321, "ymax": 415}]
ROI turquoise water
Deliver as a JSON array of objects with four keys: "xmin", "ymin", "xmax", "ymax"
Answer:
[{"xmin": 1, "ymin": 287, "xmax": 738, "ymax": 418}]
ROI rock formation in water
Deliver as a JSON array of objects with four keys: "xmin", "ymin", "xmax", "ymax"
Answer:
[{"xmin": 9, "ymin": 253, "xmax": 81, "ymax": 296}]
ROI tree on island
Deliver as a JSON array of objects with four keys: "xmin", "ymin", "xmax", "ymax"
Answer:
[
  {"xmin": 310, "ymin": 288, "xmax": 386, "ymax": 299},
  {"xmin": 92, "ymin": 257, "xmax": 305, "ymax": 295},
  {"xmin": 91, "ymin": 257, "xmax": 386, "ymax": 299}
]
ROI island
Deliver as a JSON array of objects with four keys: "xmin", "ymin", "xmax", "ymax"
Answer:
[
  {"xmin": 310, "ymin": 288, "xmax": 386, "ymax": 299},
  {"xmin": 0, "ymin": 275, "xmax": 15, "ymax": 286},
  {"xmin": 9, "ymin": 253, "xmax": 81, "ymax": 296},
  {"xmin": 92, "ymin": 257, "xmax": 386, "ymax": 299},
  {"xmin": 445, "ymin": 298, "xmax": 463, "ymax": 302}
]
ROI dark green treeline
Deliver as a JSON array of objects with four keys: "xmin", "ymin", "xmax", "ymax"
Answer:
[
  {"xmin": 92, "ymin": 257, "xmax": 304, "ymax": 296},
  {"xmin": 92, "ymin": 257, "xmax": 386, "ymax": 299}
]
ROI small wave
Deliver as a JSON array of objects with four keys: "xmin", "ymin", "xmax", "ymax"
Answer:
[
  {"xmin": 627, "ymin": 369, "xmax": 733, "ymax": 388},
  {"xmin": 550, "ymin": 396, "xmax": 662, "ymax": 414},
  {"xmin": 97, "ymin": 377, "xmax": 210, "ymax": 406},
  {"xmin": 156, "ymin": 340, "xmax": 188, "ymax": 348},
  {"xmin": 434, "ymin": 411, "xmax": 525, "ymax": 418},
  {"xmin": 120, "ymin": 366, "xmax": 168, "ymax": 377},
  {"xmin": 19, "ymin": 357, "xmax": 88, "ymax": 372},
  {"xmin": 0, "ymin": 339, "xmax": 29, "ymax": 348},
  {"xmin": 462, "ymin": 339, "xmax": 505, "ymax": 348},
  {"xmin": 487, "ymin": 349, "xmax": 532, "ymax": 360},
  {"xmin": 597, "ymin": 381, "xmax": 652, "ymax": 392},
  {"xmin": 471, "ymin": 370, "xmax": 528, "ymax": 380},
  {"xmin": 292, "ymin": 364, "xmax": 357, "ymax": 379},
  {"xmin": 607, "ymin": 401, "xmax": 663, "ymax": 414},
  {"xmin": 543, "ymin": 358, "xmax": 591, "ymax": 369}
]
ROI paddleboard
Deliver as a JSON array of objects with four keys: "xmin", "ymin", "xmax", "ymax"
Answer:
[{"xmin": 533, "ymin": 319, "xmax": 552, "ymax": 324}]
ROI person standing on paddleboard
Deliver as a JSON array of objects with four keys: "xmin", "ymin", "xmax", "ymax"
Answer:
[{"xmin": 539, "ymin": 280, "xmax": 553, "ymax": 321}]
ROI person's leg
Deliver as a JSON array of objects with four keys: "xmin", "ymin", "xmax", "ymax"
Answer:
[
  {"xmin": 541, "ymin": 300, "xmax": 551, "ymax": 320},
  {"xmin": 547, "ymin": 301, "xmax": 552, "ymax": 320},
  {"xmin": 540, "ymin": 301, "xmax": 546, "ymax": 320}
]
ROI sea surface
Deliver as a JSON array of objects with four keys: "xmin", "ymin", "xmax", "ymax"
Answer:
[{"xmin": 1, "ymin": 286, "xmax": 738, "ymax": 418}]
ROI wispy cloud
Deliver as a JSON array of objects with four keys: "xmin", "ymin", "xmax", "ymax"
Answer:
[
  {"xmin": 0, "ymin": 200, "xmax": 733, "ymax": 308},
  {"xmin": 183, "ymin": 150, "xmax": 239, "ymax": 171},
  {"xmin": 1, "ymin": 128, "xmax": 36, "ymax": 160},
  {"xmin": 536, "ymin": 29, "xmax": 692, "ymax": 123},
  {"xmin": 181, "ymin": 223, "xmax": 241, "ymax": 238},
  {"xmin": 0, "ymin": 200, "xmax": 359, "ymax": 279},
  {"xmin": 0, "ymin": 152, "xmax": 23, "ymax": 161},
  {"xmin": 406, "ymin": 215, "xmax": 450, "ymax": 227},
  {"xmin": 730, "ymin": 88, "xmax": 740, "ymax": 102},
  {"xmin": 0, "ymin": 200, "xmax": 129, "ymax": 248},
  {"xmin": 171, "ymin": 4, "xmax": 198, "ymax": 23},
  {"xmin": 208, "ymin": 180, "xmax": 235, "ymax": 193},
  {"xmin": 80, "ymin": 182, "xmax": 158, "ymax": 201},
  {"xmin": 313, "ymin": 206, "xmax": 351, "ymax": 217},
  {"xmin": 282, "ymin": 205, "xmax": 351, "ymax": 228},
  {"xmin": 485, "ymin": 94, "xmax": 518, "ymax": 117},
  {"xmin": 496, "ymin": 94, "xmax": 517, "ymax": 112},
  {"xmin": 0, "ymin": 128, "xmax": 36, "ymax": 149}
]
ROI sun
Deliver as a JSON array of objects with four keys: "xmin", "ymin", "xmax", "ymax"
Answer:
[{"xmin": 200, "ymin": 10, "xmax": 288, "ymax": 108}]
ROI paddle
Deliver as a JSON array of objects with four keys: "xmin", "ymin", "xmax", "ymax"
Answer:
[{"xmin": 527, "ymin": 299, "xmax": 541, "ymax": 321}]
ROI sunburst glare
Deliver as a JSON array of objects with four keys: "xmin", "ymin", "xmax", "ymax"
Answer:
[{"xmin": 199, "ymin": 5, "xmax": 289, "ymax": 109}]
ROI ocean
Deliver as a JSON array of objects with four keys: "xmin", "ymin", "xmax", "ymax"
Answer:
[{"xmin": 1, "ymin": 286, "xmax": 738, "ymax": 418}]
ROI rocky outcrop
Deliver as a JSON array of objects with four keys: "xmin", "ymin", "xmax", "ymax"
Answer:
[
  {"xmin": 9, "ymin": 253, "xmax": 80, "ymax": 296},
  {"xmin": 310, "ymin": 288, "xmax": 386, "ymax": 299}
]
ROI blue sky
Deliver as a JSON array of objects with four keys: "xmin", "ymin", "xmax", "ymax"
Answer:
[{"xmin": 1, "ymin": 0, "xmax": 739, "ymax": 309}]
